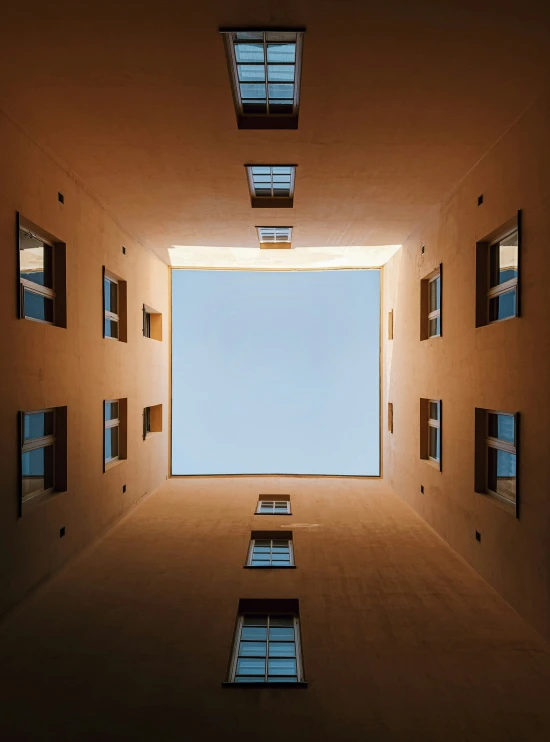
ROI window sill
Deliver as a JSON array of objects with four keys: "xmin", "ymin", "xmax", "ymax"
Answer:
[
  {"xmin": 22, "ymin": 488, "xmax": 67, "ymax": 514},
  {"xmin": 105, "ymin": 458, "xmax": 126, "ymax": 472},
  {"xmin": 243, "ymin": 565, "xmax": 297, "ymax": 569},
  {"xmin": 143, "ymin": 431, "xmax": 162, "ymax": 440},
  {"xmin": 255, "ymin": 513, "xmax": 292, "ymax": 516},
  {"xmin": 476, "ymin": 490, "xmax": 517, "ymax": 517},
  {"xmin": 222, "ymin": 681, "xmax": 308, "ymax": 688},
  {"xmin": 421, "ymin": 457, "xmax": 441, "ymax": 472}
]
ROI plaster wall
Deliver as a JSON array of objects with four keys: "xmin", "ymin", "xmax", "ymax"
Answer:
[
  {"xmin": 0, "ymin": 109, "xmax": 170, "ymax": 616},
  {"xmin": 383, "ymin": 92, "xmax": 550, "ymax": 640},
  {"xmin": 1, "ymin": 476, "xmax": 549, "ymax": 741}
]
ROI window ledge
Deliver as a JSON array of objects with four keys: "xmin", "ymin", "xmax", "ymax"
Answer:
[
  {"xmin": 243, "ymin": 565, "xmax": 297, "ymax": 569},
  {"xmin": 105, "ymin": 458, "xmax": 126, "ymax": 472},
  {"xmin": 22, "ymin": 489, "xmax": 67, "ymax": 514},
  {"xmin": 475, "ymin": 491, "xmax": 517, "ymax": 517},
  {"xmin": 143, "ymin": 431, "xmax": 162, "ymax": 440},
  {"xmin": 222, "ymin": 681, "xmax": 308, "ymax": 688},
  {"xmin": 421, "ymin": 458, "xmax": 441, "ymax": 472},
  {"xmin": 255, "ymin": 513, "xmax": 292, "ymax": 516}
]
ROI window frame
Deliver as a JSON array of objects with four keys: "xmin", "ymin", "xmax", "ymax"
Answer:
[
  {"xmin": 257, "ymin": 226, "xmax": 293, "ymax": 248},
  {"xmin": 20, "ymin": 408, "xmax": 56, "ymax": 503},
  {"xmin": 104, "ymin": 400, "xmax": 120, "ymax": 467},
  {"xmin": 220, "ymin": 28, "xmax": 305, "ymax": 130},
  {"xmin": 246, "ymin": 165, "xmax": 296, "ymax": 208},
  {"xmin": 103, "ymin": 271, "xmax": 120, "ymax": 340},
  {"xmin": 427, "ymin": 271, "xmax": 441, "ymax": 338},
  {"xmin": 255, "ymin": 498, "xmax": 291, "ymax": 515},
  {"xmin": 420, "ymin": 398, "xmax": 442, "ymax": 471},
  {"xmin": 486, "ymin": 411, "xmax": 518, "ymax": 508},
  {"xmin": 486, "ymin": 229, "xmax": 519, "ymax": 323},
  {"xmin": 428, "ymin": 400, "xmax": 441, "ymax": 465},
  {"xmin": 246, "ymin": 535, "xmax": 294, "ymax": 568},
  {"xmin": 228, "ymin": 612, "xmax": 304, "ymax": 685}
]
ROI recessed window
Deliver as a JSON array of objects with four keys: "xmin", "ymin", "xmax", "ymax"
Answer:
[
  {"xmin": 475, "ymin": 409, "xmax": 518, "ymax": 514},
  {"xmin": 143, "ymin": 404, "xmax": 162, "ymax": 439},
  {"xmin": 247, "ymin": 532, "xmax": 294, "ymax": 567},
  {"xmin": 388, "ymin": 402, "xmax": 393, "ymax": 433},
  {"xmin": 256, "ymin": 495, "xmax": 291, "ymax": 514},
  {"xmin": 221, "ymin": 29, "xmax": 304, "ymax": 129},
  {"xmin": 421, "ymin": 266, "xmax": 442, "ymax": 339},
  {"xmin": 246, "ymin": 165, "xmax": 296, "ymax": 208},
  {"xmin": 143, "ymin": 304, "xmax": 162, "ymax": 341},
  {"xmin": 476, "ymin": 214, "xmax": 520, "ymax": 327},
  {"xmin": 18, "ymin": 219, "xmax": 66, "ymax": 327},
  {"xmin": 420, "ymin": 399, "xmax": 441, "ymax": 470},
  {"xmin": 103, "ymin": 268, "xmax": 127, "ymax": 341},
  {"xmin": 19, "ymin": 407, "xmax": 67, "ymax": 513},
  {"xmin": 257, "ymin": 226, "xmax": 292, "ymax": 248},
  {"xmin": 104, "ymin": 399, "xmax": 127, "ymax": 469},
  {"xmin": 388, "ymin": 309, "xmax": 394, "ymax": 340},
  {"xmin": 227, "ymin": 600, "xmax": 304, "ymax": 684}
]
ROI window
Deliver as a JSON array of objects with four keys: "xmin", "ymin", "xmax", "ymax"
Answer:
[
  {"xmin": 143, "ymin": 404, "xmax": 162, "ymax": 439},
  {"xmin": 246, "ymin": 165, "xmax": 296, "ymax": 208},
  {"xmin": 388, "ymin": 309, "xmax": 394, "ymax": 340},
  {"xmin": 475, "ymin": 409, "xmax": 518, "ymax": 514},
  {"xmin": 227, "ymin": 600, "xmax": 304, "ymax": 684},
  {"xmin": 388, "ymin": 402, "xmax": 393, "ymax": 433},
  {"xmin": 103, "ymin": 268, "xmax": 127, "ymax": 341},
  {"xmin": 257, "ymin": 226, "xmax": 292, "ymax": 248},
  {"xmin": 104, "ymin": 399, "xmax": 127, "ymax": 469},
  {"xmin": 18, "ymin": 218, "xmax": 66, "ymax": 327},
  {"xmin": 421, "ymin": 266, "xmax": 442, "ymax": 339},
  {"xmin": 143, "ymin": 304, "xmax": 162, "ymax": 341},
  {"xmin": 19, "ymin": 407, "xmax": 67, "ymax": 513},
  {"xmin": 246, "ymin": 532, "xmax": 294, "ymax": 567},
  {"xmin": 256, "ymin": 495, "xmax": 291, "ymax": 514},
  {"xmin": 420, "ymin": 399, "xmax": 441, "ymax": 470},
  {"xmin": 476, "ymin": 214, "xmax": 521, "ymax": 327},
  {"xmin": 221, "ymin": 29, "xmax": 304, "ymax": 129}
]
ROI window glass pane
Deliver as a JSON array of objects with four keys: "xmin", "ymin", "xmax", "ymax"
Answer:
[
  {"xmin": 268, "ymin": 658, "xmax": 297, "ymax": 676},
  {"xmin": 238, "ymin": 65, "xmax": 265, "ymax": 82},
  {"xmin": 269, "ymin": 627, "xmax": 295, "ymax": 641},
  {"xmin": 235, "ymin": 43, "xmax": 265, "ymax": 63},
  {"xmin": 272, "ymin": 167, "xmax": 292, "ymax": 175},
  {"xmin": 235, "ymin": 676, "xmax": 264, "ymax": 683},
  {"xmin": 267, "ymin": 676, "xmax": 297, "ymax": 683},
  {"xmin": 266, "ymin": 43, "xmax": 296, "ymax": 63},
  {"xmin": 243, "ymin": 616, "xmax": 268, "ymax": 626},
  {"xmin": 236, "ymin": 658, "xmax": 265, "ymax": 676},
  {"xmin": 429, "ymin": 402, "xmax": 439, "ymax": 421},
  {"xmin": 21, "ymin": 444, "xmax": 53, "ymax": 500},
  {"xmin": 251, "ymin": 166, "xmax": 271, "ymax": 175},
  {"xmin": 23, "ymin": 289, "xmax": 54, "ymax": 323},
  {"xmin": 105, "ymin": 401, "xmax": 119, "ymax": 421},
  {"xmin": 498, "ymin": 231, "xmax": 518, "ymax": 283},
  {"xmin": 429, "ymin": 425, "xmax": 440, "ymax": 461},
  {"xmin": 105, "ymin": 425, "xmax": 119, "ymax": 461},
  {"xmin": 268, "ymin": 83, "xmax": 294, "ymax": 100},
  {"xmin": 489, "ymin": 290, "xmax": 516, "ymax": 321},
  {"xmin": 24, "ymin": 411, "xmax": 54, "ymax": 441},
  {"xmin": 488, "ymin": 449, "xmax": 516, "ymax": 504},
  {"xmin": 240, "ymin": 83, "xmax": 266, "ymax": 100},
  {"xmin": 104, "ymin": 278, "xmax": 118, "ymax": 314},
  {"xmin": 238, "ymin": 642, "xmax": 267, "ymax": 657},
  {"xmin": 488, "ymin": 413, "xmax": 514, "ymax": 443},
  {"xmin": 268, "ymin": 642, "xmax": 296, "ymax": 657},
  {"xmin": 268, "ymin": 65, "xmax": 294, "ymax": 82},
  {"xmin": 235, "ymin": 31, "xmax": 263, "ymax": 41},
  {"xmin": 429, "ymin": 276, "xmax": 440, "ymax": 312},
  {"xmin": 241, "ymin": 626, "xmax": 267, "ymax": 641},
  {"xmin": 20, "ymin": 231, "xmax": 53, "ymax": 288},
  {"xmin": 144, "ymin": 312, "xmax": 151, "ymax": 337},
  {"xmin": 274, "ymin": 502, "xmax": 288, "ymax": 510},
  {"xmin": 105, "ymin": 318, "xmax": 119, "ymax": 338},
  {"xmin": 269, "ymin": 616, "xmax": 294, "ymax": 627},
  {"xmin": 428, "ymin": 317, "xmax": 440, "ymax": 337}
]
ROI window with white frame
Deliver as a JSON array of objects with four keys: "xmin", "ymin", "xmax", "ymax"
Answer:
[
  {"xmin": 221, "ymin": 29, "xmax": 304, "ymax": 129},
  {"xmin": 104, "ymin": 400, "xmax": 122, "ymax": 466},
  {"xmin": 247, "ymin": 533, "xmax": 294, "ymax": 567},
  {"xmin": 487, "ymin": 230, "xmax": 519, "ymax": 322},
  {"xmin": 19, "ymin": 407, "xmax": 67, "ymax": 512},
  {"xmin": 246, "ymin": 165, "xmax": 296, "ymax": 207},
  {"xmin": 257, "ymin": 226, "xmax": 292, "ymax": 247},
  {"xmin": 428, "ymin": 400, "xmax": 441, "ymax": 464},
  {"xmin": 256, "ymin": 498, "xmax": 291, "ymax": 515},
  {"xmin": 19, "ymin": 227, "xmax": 55, "ymax": 324},
  {"xmin": 428, "ymin": 271, "xmax": 441, "ymax": 337},
  {"xmin": 420, "ymin": 399, "xmax": 441, "ymax": 469},
  {"xmin": 475, "ymin": 409, "xmax": 518, "ymax": 512},
  {"xmin": 21, "ymin": 409, "xmax": 55, "ymax": 503},
  {"xmin": 103, "ymin": 273, "xmax": 119, "ymax": 339},
  {"xmin": 229, "ymin": 613, "xmax": 303, "ymax": 683}
]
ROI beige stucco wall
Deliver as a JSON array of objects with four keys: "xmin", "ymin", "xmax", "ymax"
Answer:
[
  {"xmin": 0, "ymin": 109, "xmax": 170, "ymax": 616},
  {"xmin": 383, "ymin": 93, "xmax": 550, "ymax": 640}
]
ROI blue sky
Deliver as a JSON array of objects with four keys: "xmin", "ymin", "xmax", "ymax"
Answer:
[{"xmin": 171, "ymin": 270, "xmax": 380, "ymax": 475}]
